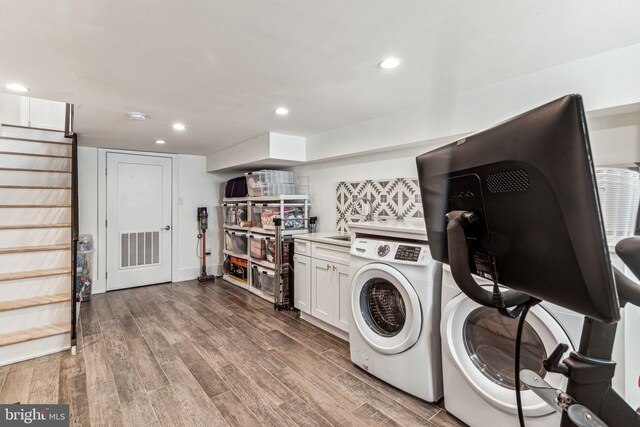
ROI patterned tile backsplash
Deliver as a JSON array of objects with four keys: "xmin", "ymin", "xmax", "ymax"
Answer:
[{"xmin": 336, "ymin": 178, "xmax": 424, "ymax": 232}]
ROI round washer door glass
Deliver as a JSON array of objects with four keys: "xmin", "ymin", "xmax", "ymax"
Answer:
[
  {"xmin": 351, "ymin": 263, "xmax": 422, "ymax": 355},
  {"xmin": 445, "ymin": 291, "xmax": 572, "ymax": 417},
  {"xmin": 361, "ymin": 277, "xmax": 406, "ymax": 337},
  {"xmin": 463, "ymin": 307, "xmax": 547, "ymax": 390}
]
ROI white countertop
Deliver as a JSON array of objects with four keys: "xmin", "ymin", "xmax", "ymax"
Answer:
[{"xmin": 293, "ymin": 231, "xmax": 352, "ymax": 248}]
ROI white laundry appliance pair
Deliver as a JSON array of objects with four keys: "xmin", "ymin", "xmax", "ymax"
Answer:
[
  {"xmin": 348, "ymin": 220, "xmax": 444, "ymax": 402},
  {"xmin": 346, "ymin": 220, "xmax": 639, "ymax": 418},
  {"xmin": 441, "ymin": 263, "xmax": 640, "ymax": 427}
]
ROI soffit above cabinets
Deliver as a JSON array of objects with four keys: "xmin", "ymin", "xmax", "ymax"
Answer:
[{"xmin": 206, "ymin": 132, "xmax": 306, "ymax": 172}]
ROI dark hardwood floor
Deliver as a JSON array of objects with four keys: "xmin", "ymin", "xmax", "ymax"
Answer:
[{"xmin": 0, "ymin": 280, "xmax": 466, "ymax": 426}]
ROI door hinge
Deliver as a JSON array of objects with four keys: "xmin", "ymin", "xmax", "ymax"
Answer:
[
  {"xmin": 105, "ymin": 219, "xmax": 108, "ymax": 227},
  {"xmin": 105, "ymin": 167, "xmax": 108, "ymax": 176},
  {"xmin": 105, "ymin": 271, "xmax": 108, "ymax": 279}
]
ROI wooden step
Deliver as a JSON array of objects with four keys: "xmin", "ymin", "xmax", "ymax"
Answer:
[
  {"xmin": 2, "ymin": 124, "xmax": 66, "ymax": 133},
  {"xmin": 0, "ymin": 322, "xmax": 70, "ymax": 347},
  {"xmin": 0, "ymin": 185, "xmax": 71, "ymax": 190},
  {"xmin": 0, "ymin": 223, "xmax": 71, "ymax": 230},
  {"xmin": 0, "ymin": 293, "xmax": 70, "ymax": 313},
  {"xmin": 0, "ymin": 204, "xmax": 71, "ymax": 208},
  {"xmin": 0, "ymin": 267, "xmax": 71, "ymax": 282},
  {"xmin": 0, "ymin": 136, "xmax": 72, "ymax": 146},
  {"xmin": 0, "ymin": 244, "xmax": 71, "ymax": 255},
  {"xmin": 0, "ymin": 167, "xmax": 71, "ymax": 174},
  {"xmin": 0, "ymin": 151, "xmax": 71, "ymax": 159}
]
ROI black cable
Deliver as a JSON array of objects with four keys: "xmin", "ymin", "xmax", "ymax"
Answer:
[{"xmin": 515, "ymin": 300, "xmax": 534, "ymax": 427}]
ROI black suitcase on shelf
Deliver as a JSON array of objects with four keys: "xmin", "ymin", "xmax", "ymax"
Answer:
[{"xmin": 225, "ymin": 176, "xmax": 247, "ymax": 198}]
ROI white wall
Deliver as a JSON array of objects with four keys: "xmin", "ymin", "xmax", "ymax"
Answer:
[
  {"xmin": 175, "ymin": 155, "xmax": 231, "ymax": 281},
  {"xmin": 293, "ymin": 115, "xmax": 640, "ymax": 233},
  {"xmin": 589, "ymin": 111, "xmax": 640, "ymax": 167},
  {"xmin": 78, "ymin": 147, "xmax": 230, "ymax": 293}
]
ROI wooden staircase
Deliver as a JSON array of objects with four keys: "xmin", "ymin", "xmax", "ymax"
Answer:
[{"xmin": 0, "ymin": 123, "xmax": 75, "ymax": 366}]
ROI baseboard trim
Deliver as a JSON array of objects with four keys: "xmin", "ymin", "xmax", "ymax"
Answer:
[
  {"xmin": 299, "ymin": 312, "xmax": 350, "ymax": 342},
  {"xmin": 174, "ymin": 264, "xmax": 223, "ymax": 282}
]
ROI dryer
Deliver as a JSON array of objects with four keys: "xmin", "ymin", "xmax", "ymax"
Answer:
[
  {"xmin": 349, "ymin": 237, "xmax": 443, "ymax": 402},
  {"xmin": 441, "ymin": 266, "xmax": 583, "ymax": 427}
]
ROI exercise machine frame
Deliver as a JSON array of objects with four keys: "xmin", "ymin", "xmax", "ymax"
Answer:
[{"xmin": 446, "ymin": 210, "xmax": 640, "ymax": 426}]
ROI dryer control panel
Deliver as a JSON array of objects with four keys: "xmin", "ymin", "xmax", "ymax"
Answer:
[{"xmin": 350, "ymin": 238, "xmax": 432, "ymax": 266}]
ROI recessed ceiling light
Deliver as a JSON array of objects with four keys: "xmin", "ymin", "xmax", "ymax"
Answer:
[
  {"xmin": 173, "ymin": 123, "xmax": 186, "ymax": 131},
  {"xmin": 155, "ymin": 139, "xmax": 166, "ymax": 144},
  {"xmin": 6, "ymin": 83, "xmax": 30, "ymax": 92},
  {"xmin": 379, "ymin": 57, "xmax": 401, "ymax": 69},
  {"xmin": 275, "ymin": 107, "xmax": 289, "ymax": 116},
  {"xmin": 127, "ymin": 112, "xmax": 147, "ymax": 121}
]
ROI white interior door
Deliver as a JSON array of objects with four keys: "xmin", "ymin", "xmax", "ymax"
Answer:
[{"xmin": 107, "ymin": 153, "xmax": 172, "ymax": 290}]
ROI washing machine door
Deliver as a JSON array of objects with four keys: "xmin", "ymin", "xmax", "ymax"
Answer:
[
  {"xmin": 444, "ymin": 292, "xmax": 572, "ymax": 417},
  {"xmin": 351, "ymin": 263, "xmax": 422, "ymax": 355}
]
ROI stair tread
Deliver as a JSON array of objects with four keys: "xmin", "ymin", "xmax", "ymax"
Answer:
[
  {"xmin": 0, "ymin": 204, "xmax": 71, "ymax": 208},
  {"xmin": 0, "ymin": 223, "xmax": 71, "ymax": 230},
  {"xmin": 0, "ymin": 151, "xmax": 71, "ymax": 159},
  {"xmin": 0, "ymin": 244, "xmax": 71, "ymax": 254},
  {"xmin": 0, "ymin": 322, "xmax": 70, "ymax": 347},
  {"xmin": 0, "ymin": 136, "xmax": 72, "ymax": 146},
  {"xmin": 0, "ymin": 267, "xmax": 71, "ymax": 282},
  {"xmin": 0, "ymin": 293, "xmax": 70, "ymax": 313},
  {"xmin": 1, "ymin": 123, "xmax": 66, "ymax": 133},
  {"xmin": 0, "ymin": 185, "xmax": 71, "ymax": 190},
  {"xmin": 0, "ymin": 167, "xmax": 71, "ymax": 173}
]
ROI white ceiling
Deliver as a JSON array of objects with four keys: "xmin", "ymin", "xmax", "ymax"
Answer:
[{"xmin": 1, "ymin": 0, "xmax": 639, "ymax": 155}]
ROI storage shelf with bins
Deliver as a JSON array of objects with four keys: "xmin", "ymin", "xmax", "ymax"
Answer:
[{"xmin": 222, "ymin": 195, "xmax": 311, "ymax": 306}]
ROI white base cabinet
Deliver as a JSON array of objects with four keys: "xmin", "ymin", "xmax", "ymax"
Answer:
[
  {"xmin": 311, "ymin": 258, "xmax": 334, "ymax": 324},
  {"xmin": 293, "ymin": 253, "xmax": 311, "ymax": 314},
  {"xmin": 294, "ymin": 240, "xmax": 351, "ymax": 336},
  {"xmin": 334, "ymin": 263, "xmax": 351, "ymax": 332}
]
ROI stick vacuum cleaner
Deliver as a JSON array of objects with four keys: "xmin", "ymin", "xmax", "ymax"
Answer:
[{"xmin": 197, "ymin": 207, "xmax": 216, "ymax": 283}]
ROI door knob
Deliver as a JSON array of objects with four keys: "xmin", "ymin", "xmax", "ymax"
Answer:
[{"xmin": 162, "ymin": 225, "xmax": 171, "ymax": 230}]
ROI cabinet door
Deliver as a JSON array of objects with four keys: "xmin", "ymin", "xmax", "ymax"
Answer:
[
  {"xmin": 333, "ymin": 263, "xmax": 351, "ymax": 332},
  {"xmin": 293, "ymin": 255, "xmax": 311, "ymax": 314},
  {"xmin": 311, "ymin": 258, "xmax": 334, "ymax": 324}
]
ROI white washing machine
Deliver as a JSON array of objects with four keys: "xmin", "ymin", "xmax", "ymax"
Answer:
[
  {"xmin": 441, "ymin": 265, "xmax": 584, "ymax": 427},
  {"xmin": 349, "ymin": 237, "xmax": 443, "ymax": 402}
]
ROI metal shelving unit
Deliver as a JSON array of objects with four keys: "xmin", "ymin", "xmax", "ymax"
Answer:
[{"xmin": 222, "ymin": 195, "xmax": 313, "ymax": 308}]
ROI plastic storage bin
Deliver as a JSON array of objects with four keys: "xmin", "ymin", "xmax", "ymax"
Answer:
[
  {"xmin": 260, "ymin": 206, "xmax": 306, "ymax": 230},
  {"xmin": 251, "ymin": 206, "xmax": 263, "ymax": 228},
  {"xmin": 265, "ymin": 239, "xmax": 290, "ymax": 264},
  {"xmin": 248, "ymin": 183, "xmax": 296, "ymax": 197},
  {"xmin": 224, "ymin": 231, "xmax": 248, "ymax": 254},
  {"xmin": 251, "ymin": 265, "xmax": 262, "ymax": 290},
  {"xmin": 224, "ymin": 255, "xmax": 248, "ymax": 283},
  {"xmin": 245, "ymin": 170, "xmax": 296, "ymax": 196},
  {"xmin": 223, "ymin": 203, "xmax": 250, "ymax": 227},
  {"xmin": 76, "ymin": 234, "xmax": 95, "ymax": 302},
  {"xmin": 261, "ymin": 269, "xmax": 276, "ymax": 295},
  {"xmin": 265, "ymin": 239, "xmax": 277, "ymax": 263},
  {"xmin": 249, "ymin": 234, "xmax": 270, "ymax": 259}
]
